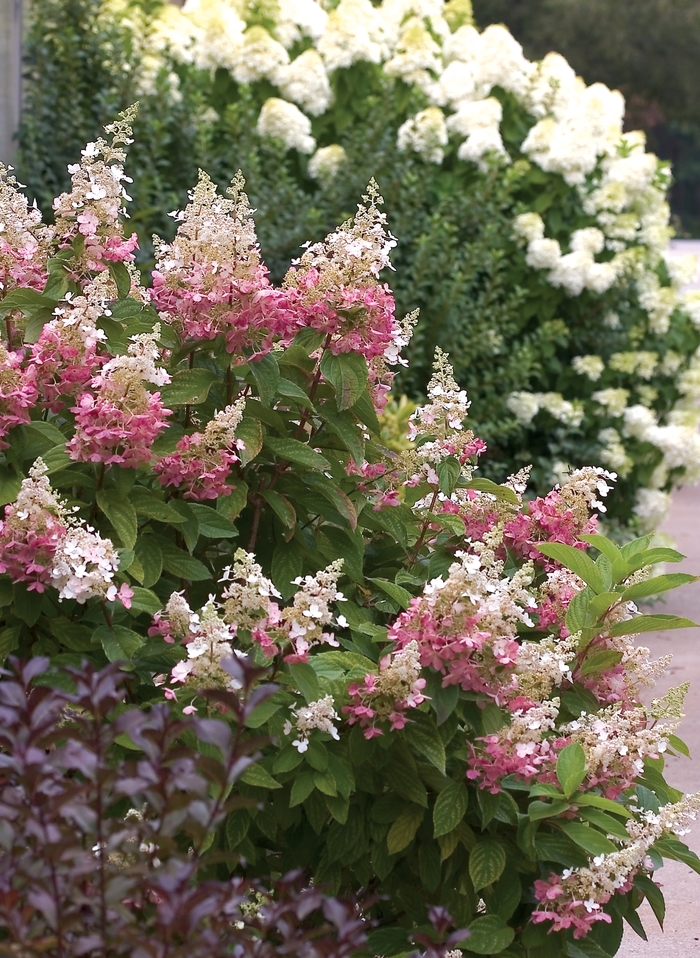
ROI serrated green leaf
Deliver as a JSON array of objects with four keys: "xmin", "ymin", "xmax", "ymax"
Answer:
[
  {"xmin": 607, "ymin": 614, "xmax": 698, "ymax": 636},
  {"xmin": 621, "ymin": 573, "xmax": 699, "ymax": 601},
  {"xmin": 277, "ymin": 377, "xmax": 315, "ymax": 408},
  {"xmin": 160, "ymin": 368, "xmax": 218, "ymax": 406},
  {"xmin": 240, "ymin": 764, "xmax": 282, "ymax": 789},
  {"xmin": 558, "ymin": 822, "xmax": 618, "ymax": 856},
  {"xmin": 367, "ymin": 577, "xmax": 412, "ymax": 610},
  {"xmin": 95, "ymin": 624, "xmax": 144, "ymax": 663},
  {"xmin": 133, "ymin": 536, "xmax": 163, "ymax": 588},
  {"xmin": 288, "ymin": 662, "xmax": 321, "ymax": 703},
  {"xmin": 154, "ymin": 536, "xmax": 210, "ymax": 580},
  {"xmin": 290, "ymin": 770, "xmax": 315, "ymax": 806},
  {"xmin": 0, "ymin": 288, "xmax": 56, "ymax": 317},
  {"xmin": 271, "ymin": 539, "xmax": 304, "ymax": 600},
  {"xmin": 127, "ymin": 587, "xmax": 162, "ymax": 615},
  {"xmin": 580, "ymin": 534, "xmax": 623, "ymax": 563},
  {"xmin": 129, "ymin": 489, "xmax": 186, "ymax": 525},
  {"xmin": 263, "ymin": 490, "xmax": 297, "ymax": 530},
  {"xmin": 634, "ymin": 873, "xmax": 665, "ymax": 929},
  {"xmin": 469, "ymin": 839, "xmax": 506, "ymax": 890},
  {"xmin": 322, "ymin": 407, "xmax": 364, "ymax": 466},
  {"xmin": 433, "ymin": 781, "xmax": 468, "ymax": 836},
  {"xmin": 320, "ymin": 351, "xmax": 368, "ymax": 411},
  {"xmin": 574, "ymin": 794, "xmax": 632, "ymax": 817},
  {"xmin": 557, "ymin": 742, "xmax": 586, "ymax": 798},
  {"xmin": 189, "ymin": 503, "xmax": 237, "ymax": 538},
  {"xmin": 386, "ymin": 804, "xmax": 424, "ymax": 854},
  {"xmin": 535, "ymin": 542, "xmax": 605, "ymax": 594},
  {"xmin": 108, "ymin": 261, "xmax": 132, "ymax": 299},
  {"xmin": 404, "ymin": 710, "xmax": 446, "ymax": 773},
  {"xmin": 438, "ymin": 456, "xmax": 461, "ymax": 496},
  {"xmin": 578, "ymin": 649, "xmax": 623, "ymax": 677},
  {"xmin": 462, "ymin": 914, "xmax": 514, "ymax": 954},
  {"xmin": 265, "ymin": 437, "xmax": 330, "ymax": 471},
  {"xmin": 218, "ymin": 480, "xmax": 248, "ymax": 520},
  {"xmin": 464, "ymin": 477, "xmax": 519, "ymax": 505},
  {"xmin": 236, "ymin": 417, "xmax": 264, "ymax": 466},
  {"xmin": 249, "ymin": 352, "xmax": 280, "ymax": 407},
  {"xmin": 96, "ymin": 490, "xmax": 138, "ymax": 549},
  {"xmin": 225, "ymin": 810, "xmax": 250, "ymax": 849}
]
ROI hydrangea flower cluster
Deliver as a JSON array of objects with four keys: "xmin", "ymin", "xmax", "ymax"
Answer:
[
  {"xmin": 0, "ymin": 459, "xmax": 131, "ymax": 605},
  {"xmin": 67, "ymin": 326, "xmax": 171, "ymax": 468},
  {"xmin": 0, "ymin": 164, "xmax": 52, "ymax": 296},
  {"xmin": 51, "ymin": 109, "xmax": 139, "ymax": 273},
  {"xmin": 154, "ymin": 398, "xmax": 245, "ymax": 500},
  {"xmin": 150, "ymin": 171, "xmax": 298, "ymax": 358},
  {"xmin": 284, "ymin": 695, "xmax": 341, "ymax": 752},
  {"xmin": 343, "ymin": 640, "xmax": 428, "ymax": 738}
]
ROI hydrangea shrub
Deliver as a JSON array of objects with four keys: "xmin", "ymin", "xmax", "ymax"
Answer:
[
  {"xmin": 20, "ymin": 0, "xmax": 700, "ymax": 530},
  {"xmin": 2, "ymin": 116, "xmax": 700, "ymax": 958}
]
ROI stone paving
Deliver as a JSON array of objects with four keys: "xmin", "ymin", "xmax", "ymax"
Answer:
[{"xmin": 618, "ymin": 485, "xmax": 700, "ymax": 955}]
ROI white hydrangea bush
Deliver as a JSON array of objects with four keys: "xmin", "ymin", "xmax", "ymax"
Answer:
[{"xmin": 81, "ymin": 0, "xmax": 700, "ymax": 531}]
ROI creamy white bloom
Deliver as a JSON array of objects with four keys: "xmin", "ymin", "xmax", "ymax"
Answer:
[
  {"xmin": 317, "ymin": 0, "xmax": 391, "ymax": 71},
  {"xmin": 279, "ymin": 50, "xmax": 332, "ymax": 116},
  {"xmin": 572, "ymin": 355, "xmax": 605, "ymax": 381},
  {"xmin": 257, "ymin": 98, "xmax": 316, "ymax": 154},
  {"xmin": 397, "ymin": 107, "xmax": 448, "ymax": 163},
  {"xmin": 308, "ymin": 144, "xmax": 347, "ymax": 182}
]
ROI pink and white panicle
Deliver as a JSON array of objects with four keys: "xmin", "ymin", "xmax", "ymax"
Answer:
[
  {"xmin": 154, "ymin": 398, "xmax": 246, "ymax": 500},
  {"xmin": 343, "ymin": 640, "xmax": 428, "ymax": 739},
  {"xmin": 278, "ymin": 559, "xmax": 348, "ymax": 663},
  {"xmin": 30, "ymin": 279, "xmax": 109, "ymax": 412},
  {"xmin": 150, "ymin": 170, "xmax": 297, "ymax": 357},
  {"xmin": 68, "ymin": 325, "xmax": 171, "ymax": 467},
  {"xmin": 0, "ymin": 345, "xmax": 38, "ymax": 448},
  {"xmin": 0, "ymin": 163, "xmax": 52, "ymax": 296},
  {"xmin": 284, "ymin": 695, "xmax": 341, "ymax": 752},
  {"xmin": 52, "ymin": 108, "xmax": 138, "ymax": 274},
  {"xmin": 0, "ymin": 458, "xmax": 131, "ymax": 605},
  {"xmin": 389, "ymin": 550, "xmax": 536, "ymax": 702},
  {"xmin": 283, "ymin": 180, "xmax": 409, "ymax": 408},
  {"xmin": 149, "ymin": 591, "xmax": 201, "ymax": 645},
  {"xmin": 219, "ymin": 549, "xmax": 282, "ymax": 657},
  {"xmin": 401, "ymin": 348, "xmax": 486, "ymax": 495},
  {"xmin": 504, "ymin": 467, "xmax": 615, "ymax": 567},
  {"xmin": 165, "ymin": 600, "xmax": 240, "ymax": 710},
  {"xmin": 533, "ymin": 793, "xmax": 700, "ymax": 938}
]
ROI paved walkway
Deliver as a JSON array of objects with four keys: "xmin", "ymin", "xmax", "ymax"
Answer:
[{"xmin": 618, "ymin": 485, "xmax": 700, "ymax": 955}]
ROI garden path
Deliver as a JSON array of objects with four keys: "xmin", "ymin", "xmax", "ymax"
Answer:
[{"xmin": 618, "ymin": 484, "xmax": 700, "ymax": 955}]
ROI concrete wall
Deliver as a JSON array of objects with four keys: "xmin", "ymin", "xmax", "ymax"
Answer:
[{"xmin": 0, "ymin": 0, "xmax": 23, "ymax": 165}]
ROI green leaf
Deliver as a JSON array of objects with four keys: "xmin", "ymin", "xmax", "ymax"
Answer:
[
  {"xmin": 322, "ymin": 407, "xmax": 365, "ymax": 466},
  {"xmin": 49, "ymin": 617, "xmax": 95, "ymax": 653},
  {"xmin": 271, "ymin": 539, "xmax": 304, "ymax": 600},
  {"xmin": 108, "ymin": 261, "xmax": 132, "ymax": 298},
  {"xmin": 464, "ymin": 477, "xmax": 519, "ymax": 505},
  {"xmin": 607, "ymin": 614, "xmax": 698, "ymax": 636},
  {"xmin": 277, "ymin": 377, "xmax": 315, "ymax": 408},
  {"xmin": 535, "ymin": 543, "xmax": 606, "ymax": 594},
  {"xmin": 367, "ymin": 577, "xmax": 412, "ymax": 610},
  {"xmin": 160, "ymin": 368, "xmax": 218, "ymax": 405},
  {"xmin": 320, "ymin": 351, "xmax": 368, "ymax": 411},
  {"xmin": 574, "ymin": 794, "xmax": 632, "ymax": 817},
  {"xmin": 386, "ymin": 748, "xmax": 429, "ymax": 807},
  {"xmin": 129, "ymin": 489, "xmax": 185, "ymax": 525},
  {"xmin": 154, "ymin": 537, "xmax": 210, "ymax": 580},
  {"xmin": 127, "ymin": 587, "xmax": 162, "ymax": 615},
  {"xmin": 303, "ymin": 473, "xmax": 358, "ymax": 529},
  {"xmin": 272, "ymin": 745, "xmax": 304, "ymax": 772},
  {"xmin": 462, "ymin": 914, "xmax": 515, "ymax": 954},
  {"xmin": 404, "ymin": 710, "xmax": 447, "ymax": 773},
  {"xmin": 566, "ymin": 940, "xmax": 614, "ymax": 958},
  {"xmin": 189, "ymin": 503, "xmax": 237, "ymax": 538},
  {"xmin": 578, "ymin": 808, "xmax": 631, "ymax": 840},
  {"xmin": 237, "ymin": 417, "xmax": 264, "ymax": 465},
  {"xmin": 41, "ymin": 444, "xmax": 72, "ymax": 475},
  {"xmin": 565, "ymin": 588, "xmax": 597, "ymax": 634},
  {"xmin": 168, "ymin": 500, "xmax": 200, "ymax": 552},
  {"xmin": 240, "ymin": 764, "xmax": 282, "ymax": 789},
  {"xmin": 96, "ymin": 490, "xmax": 138, "ymax": 550},
  {"xmin": 351, "ymin": 389, "xmax": 382, "ymax": 435},
  {"xmin": 433, "ymin": 781, "xmax": 469, "ymax": 837},
  {"xmin": 528, "ymin": 800, "xmax": 570, "ymax": 821},
  {"xmin": 95, "ymin": 624, "xmax": 144, "ymax": 663},
  {"xmin": 288, "ymin": 662, "xmax": 321, "ymax": 703},
  {"xmin": 218, "ymin": 481, "xmax": 248, "ymax": 520},
  {"xmin": 580, "ymin": 534, "xmax": 623, "ymax": 564},
  {"xmin": 0, "ymin": 626, "xmax": 20, "ymax": 664},
  {"xmin": 469, "ymin": 839, "xmax": 506, "ymax": 890},
  {"xmin": 265, "ymin": 437, "xmax": 330, "ymax": 471},
  {"xmin": 0, "ymin": 288, "xmax": 56, "ymax": 317},
  {"xmin": 249, "ymin": 352, "xmax": 280, "ymax": 407},
  {"xmin": 262, "ymin": 490, "xmax": 297, "ymax": 530},
  {"xmin": 225, "ymin": 811, "xmax": 251, "ymax": 849},
  {"xmin": 558, "ymin": 822, "xmax": 618, "ymax": 856},
  {"xmin": 438, "ymin": 457, "xmax": 461, "ymax": 496},
  {"xmin": 578, "ymin": 649, "xmax": 623, "ymax": 677},
  {"xmin": 290, "ymin": 771, "xmax": 315, "ymax": 807},
  {"xmin": 634, "ymin": 874, "xmax": 665, "ymax": 929},
  {"xmin": 386, "ymin": 805, "xmax": 424, "ymax": 854},
  {"xmin": 133, "ymin": 536, "xmax": 163, "ymax": 589},
  {"xmin": 621, "ymin": 573, "xmax": 699, "ymax": 601},
  {"xmin": 245, "ymin": 697, "xmax": 283, "ymax": 730}
]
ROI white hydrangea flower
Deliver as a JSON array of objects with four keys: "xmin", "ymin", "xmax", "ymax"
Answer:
[
  {"xmin": 506, "ymin": 391, "xmax": 540, "ymax": 424},
  {"xmin": 572, "ymin": 355, "xmax": 605, "ymax": 381},
  {"xmin": 279, "ymin": 50, "xmax": 332, "ymax": 116},
  {"xmin": 317, "ymin": 0, "xmax": 391, "ymax": 71},
  {"xmin": 274, "ymin": 0, "xmax": 328, "ymax": 49},
  {"xmin": 635, "ymin": 488, "xmax": 671, "ymax": 530},
  {"xmin": 308, "ymin": 144, "xmax": 347, "ymax": 182},
  {"xmin": 397, "ymin": 107, "xmax": 448, "ymax": 163},
  {"xmin": 233, "ymin": 26, "xmax": 289, "ymax": 86},
  {"xmin": 512, "ymin": 212, "xmax": 545, "ymax": 244},
  {"xmin": 257, "ymin": 98, "xmax": 316, "ymax": 154},
  {"xmin": 664, "ymin": 251, "xmax": 698, "ymax": 288}
]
